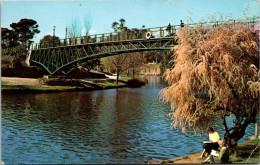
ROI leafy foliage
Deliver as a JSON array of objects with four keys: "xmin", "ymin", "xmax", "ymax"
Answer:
[
  {"xmin": 160, "ymin": 51, "xmax": 174, "ymax": 75},
  {"xmin": 124, "ymin": 53, "xmax": 146, "ymax": 77},
  {"xmin": 2, "ymin": 44, "xmax": 27, "ymax": 68},
  {"xmin": 159, "ymin": 20, "xmax": 259, "ymax": 142},
  {"xmin": 10, "ymin": 18, "xmax": 40, "ymax": 44},
  {"xmin": 1, "ymin": 18, "xmax": 40, "ymax": 69},
  {"xmin": 102, "ymin": 19, "xmax": 147, "ymax": 81},
  {"xmin": 112, "ymin": 18, "xmax": 127, "ymax": 32},
  {"xmin": 101, "ymin": 54, "xmax": 127, "ymax": 84},
  {"xmin": 82, "ymin": 59, "xmax": 101, "ymax": 73},
  {"xmin": 1, "ymin": 28, "xmax": 19, "ymax": 48},
  {"xmin": 39, "ymin": 35, "xmax": 60, "ymax": 47},
  {"xmin": 40, "ymin": 35, "xmax": 60, "ymax": 43}
]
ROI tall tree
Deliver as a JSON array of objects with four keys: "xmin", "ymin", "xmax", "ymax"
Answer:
[
  {"xmin": 2, "ymin": 28, "xmax": 10, "ymax": 48},
  {"xmin": 67, "ymin": 19, "xmax": 81, "ymax": 38},
  {"xmin": 111, "ymin": 18, "xmax": 128, "ymax": 33},
  {"xmin": 119, "ymin": 18, "xmax": 126, "ymax": 29},
  {"xmin": 124, "ymin": 52, "xmax": 146, "ymax": 77},
  {"xmin": 39, "ymin": 35, "xmax": 60, "ymax": 47},
  {"xmin": 112, "ymin": 22, "xmax": 119, "ymax": 31},
  {"xmin": 83, "ymin": 14, "xmax": 92, "ymax": 35},
  {"xmin": 40, "ymin": 35, "xmax": 60, "ymax": 43},
  {"xmin": 67, "ymin": 14, "xmax": 92, "ymax": 38},
  {"xmin": 10, "ymin": 18, "xmax": 40, "ymax": 45},
  {"xmin": 159, "ymin": 20, "xmax": 259, "ymax": 148},
  {"xmin": 1, "ymin": 18, "xmax": 40, "ymax": 68},
  {"xmin": 102, "ymin": 54, "xmax": 127, "ymax": 84}
]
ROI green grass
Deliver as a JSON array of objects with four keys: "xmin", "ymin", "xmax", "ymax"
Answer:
[
  {"xmin": 1, "ymin": 84, "xmax": 86, "ymax": 92},
  {"xmin": 1, "ymin": 75, "xmax": 144, "ymax": 93},
  {"xmin": 2, "ymin": 79, "xmax": 128, "ymax": 92},
  {"xmin": 230, "ymin": 139, "xmax": 260, "ymax": 164},
  {"xmin": 1, "ymin": 81, "xmax": 8, "ymax": 86},
  {"xmin": 89, "ymin": 70, "xmax": 104, "ymax": 75},
  {"xmin": 119, "ymin": 76, "xmax": 132, "ymax": 82},
  {"xmin": 95, "ymin": 81, "xmax": 127, "ymax": 89}
]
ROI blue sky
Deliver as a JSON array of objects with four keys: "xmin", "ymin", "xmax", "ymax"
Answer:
[{"xmin": 1, "ymin": 0, "xmax": 259, "ymax": 42}]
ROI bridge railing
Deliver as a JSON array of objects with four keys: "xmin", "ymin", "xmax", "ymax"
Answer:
[
  {"xmin": 30, "ymin": 17, "xmax": 259, "ymax": 50},
  {"xmin": 31, "ymin": 25, "xmax": 179, "ymax": 49}
]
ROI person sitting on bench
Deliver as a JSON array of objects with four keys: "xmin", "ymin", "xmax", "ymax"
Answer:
[
  {"xmin": 200, "ymin": 127, "xmax": 220, "ymax": 158},
  {"xmin": 203, "ymin": 140, "xmax": 229, "ymax": 164}
]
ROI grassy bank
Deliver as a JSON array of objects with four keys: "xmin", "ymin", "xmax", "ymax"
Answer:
[
  {"xmin": 1, "ymin": 81, "xmax": 88, "ymax": 93},
  {"xmin": 230, "ymin": 138, "xmax": 260, "ymax": 163},
  {"xmin": 1, "ymin": 76, "xmax": 147, "ymax": 93},
  {"xmin": 149, "ymin": 138, "xmax": 260, "ymax": 164}
]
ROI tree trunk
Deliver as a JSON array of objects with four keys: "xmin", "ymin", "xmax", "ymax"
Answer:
[
  {"xmin": 255, "ymin": 123, "xmax": 259, "ymax": 139},
  {"xmin": 116, "ymin": 71, "xmax": 119, "ymax": 84},
  {"xmin": 224, "ymin": 118, "xmax": 252, "ymax": 151}
]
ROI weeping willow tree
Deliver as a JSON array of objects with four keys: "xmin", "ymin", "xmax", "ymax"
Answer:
[{"xmin": 159, "ymin": 19, "xmax": 259, "ymax": 147}]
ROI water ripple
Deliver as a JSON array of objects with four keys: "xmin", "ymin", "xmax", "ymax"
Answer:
[{"xmin": 2, "ymin": 76, "xmax": 255, "ymax": 164}]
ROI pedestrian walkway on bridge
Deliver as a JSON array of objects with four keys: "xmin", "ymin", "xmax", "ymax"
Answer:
[{"xmin": 27, "ymin": 17, "xmax": 259, "ymax": 75}]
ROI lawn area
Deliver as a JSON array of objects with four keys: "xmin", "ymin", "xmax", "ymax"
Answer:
[
  {"xmin": 1, "ymin": 75, "xmax": 131, "ymax": 93},
  {"xmin": 1, "ymin": 83, "xmax": 86, "ymax": 93},
  {"xmin": 1, "ymin": 74, "xmax": 147, "ymax": 93},
  {"xmin": 95, "ymin": 81, "xmax": 127, "ymax": 89},
  {"xmin": 230, "ymin": 138, "xmax": 260, "ymax": 163}
]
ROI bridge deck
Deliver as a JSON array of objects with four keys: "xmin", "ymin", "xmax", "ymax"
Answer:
[
  {"xmin": 28, "ymin": 17, "xmax": 259, "ymax": 75},
  {"xmin": 30, "ymin": 17, "xmax": 258, "ymax": 51},
  {"xmin": 33, "ymin": 37, "xmax": 176, "ymax": 50}
]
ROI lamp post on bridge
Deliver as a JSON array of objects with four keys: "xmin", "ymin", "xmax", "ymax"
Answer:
[
  {"xmin": 53, "ymin": 25, "xmax": 56, "ymax": 37},
  {"xmin": 65, "ymin": 27, "xmax": 68, "ymax": 45},
  {"xmin": 53, "ymin": 25, "xmax": 56, "ymax": 47}
]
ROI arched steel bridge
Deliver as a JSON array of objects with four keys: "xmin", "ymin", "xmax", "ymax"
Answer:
[{"xmin": 27, "ymin": 17, "xmax": 258, "ymax": 75}]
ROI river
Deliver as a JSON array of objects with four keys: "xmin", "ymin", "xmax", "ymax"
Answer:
[{"xmin": 2, "ymin": 76, "xmax": 255, "ymax": 164}]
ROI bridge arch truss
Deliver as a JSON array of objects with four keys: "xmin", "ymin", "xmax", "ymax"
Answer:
[{"xmin": 29, "ymin": 37, "xmax": 176, "ymax": 75}]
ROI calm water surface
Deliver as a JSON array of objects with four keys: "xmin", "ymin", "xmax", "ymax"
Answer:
[{"xmin": 2, "ymin": 76, "xmax": 255, "ymax": 164}]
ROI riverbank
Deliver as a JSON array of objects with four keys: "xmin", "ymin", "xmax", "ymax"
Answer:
[
  {"xmin": 1, "ymin": 76, "xmax": 147, "ymax": 93},
  {"xmin": 148, "ymin": 138, "xmax": 260, "ymax": 164}
]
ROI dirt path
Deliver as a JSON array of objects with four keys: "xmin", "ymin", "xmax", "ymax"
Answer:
[
  {"xmin": 1, "ymin": 77, "xmax": 41, "ymax": 86},
  {"xmin": 168, "ymin": 153, "xmax": 203, "ymax": 164},
  {"xmin": 148, "ymin": 152, "xmax": 203, "ymax": 164}
]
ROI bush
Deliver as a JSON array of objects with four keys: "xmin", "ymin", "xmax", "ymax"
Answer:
[
  {"xmin": 40, "ymin": 78, "xmax": 82, "ymax": 86},
  {"xmin": 2, "ymin": 44, "xmax": 27, "ymax": 68},
  {"xmin": 126, "ymin": 77, "xmax": 148, "ymax": 87},
  {"xmin": 2, "ymin": 66, "xmax": 47, "ymax": 78}
]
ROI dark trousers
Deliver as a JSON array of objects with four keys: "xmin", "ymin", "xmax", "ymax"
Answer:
[{"xmin": 203, "ymin": 142, "xmax": 219, "ymax": 155}]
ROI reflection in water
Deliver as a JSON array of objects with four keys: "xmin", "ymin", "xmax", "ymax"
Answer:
[{"xmin": 2, "ymin": 76, "xmax": 255, "ymax": 164}]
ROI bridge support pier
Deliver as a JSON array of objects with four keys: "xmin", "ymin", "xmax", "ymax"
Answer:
[{"xmin": 25, "ymin": 50, "xmax": 32, "ymax": 66}]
